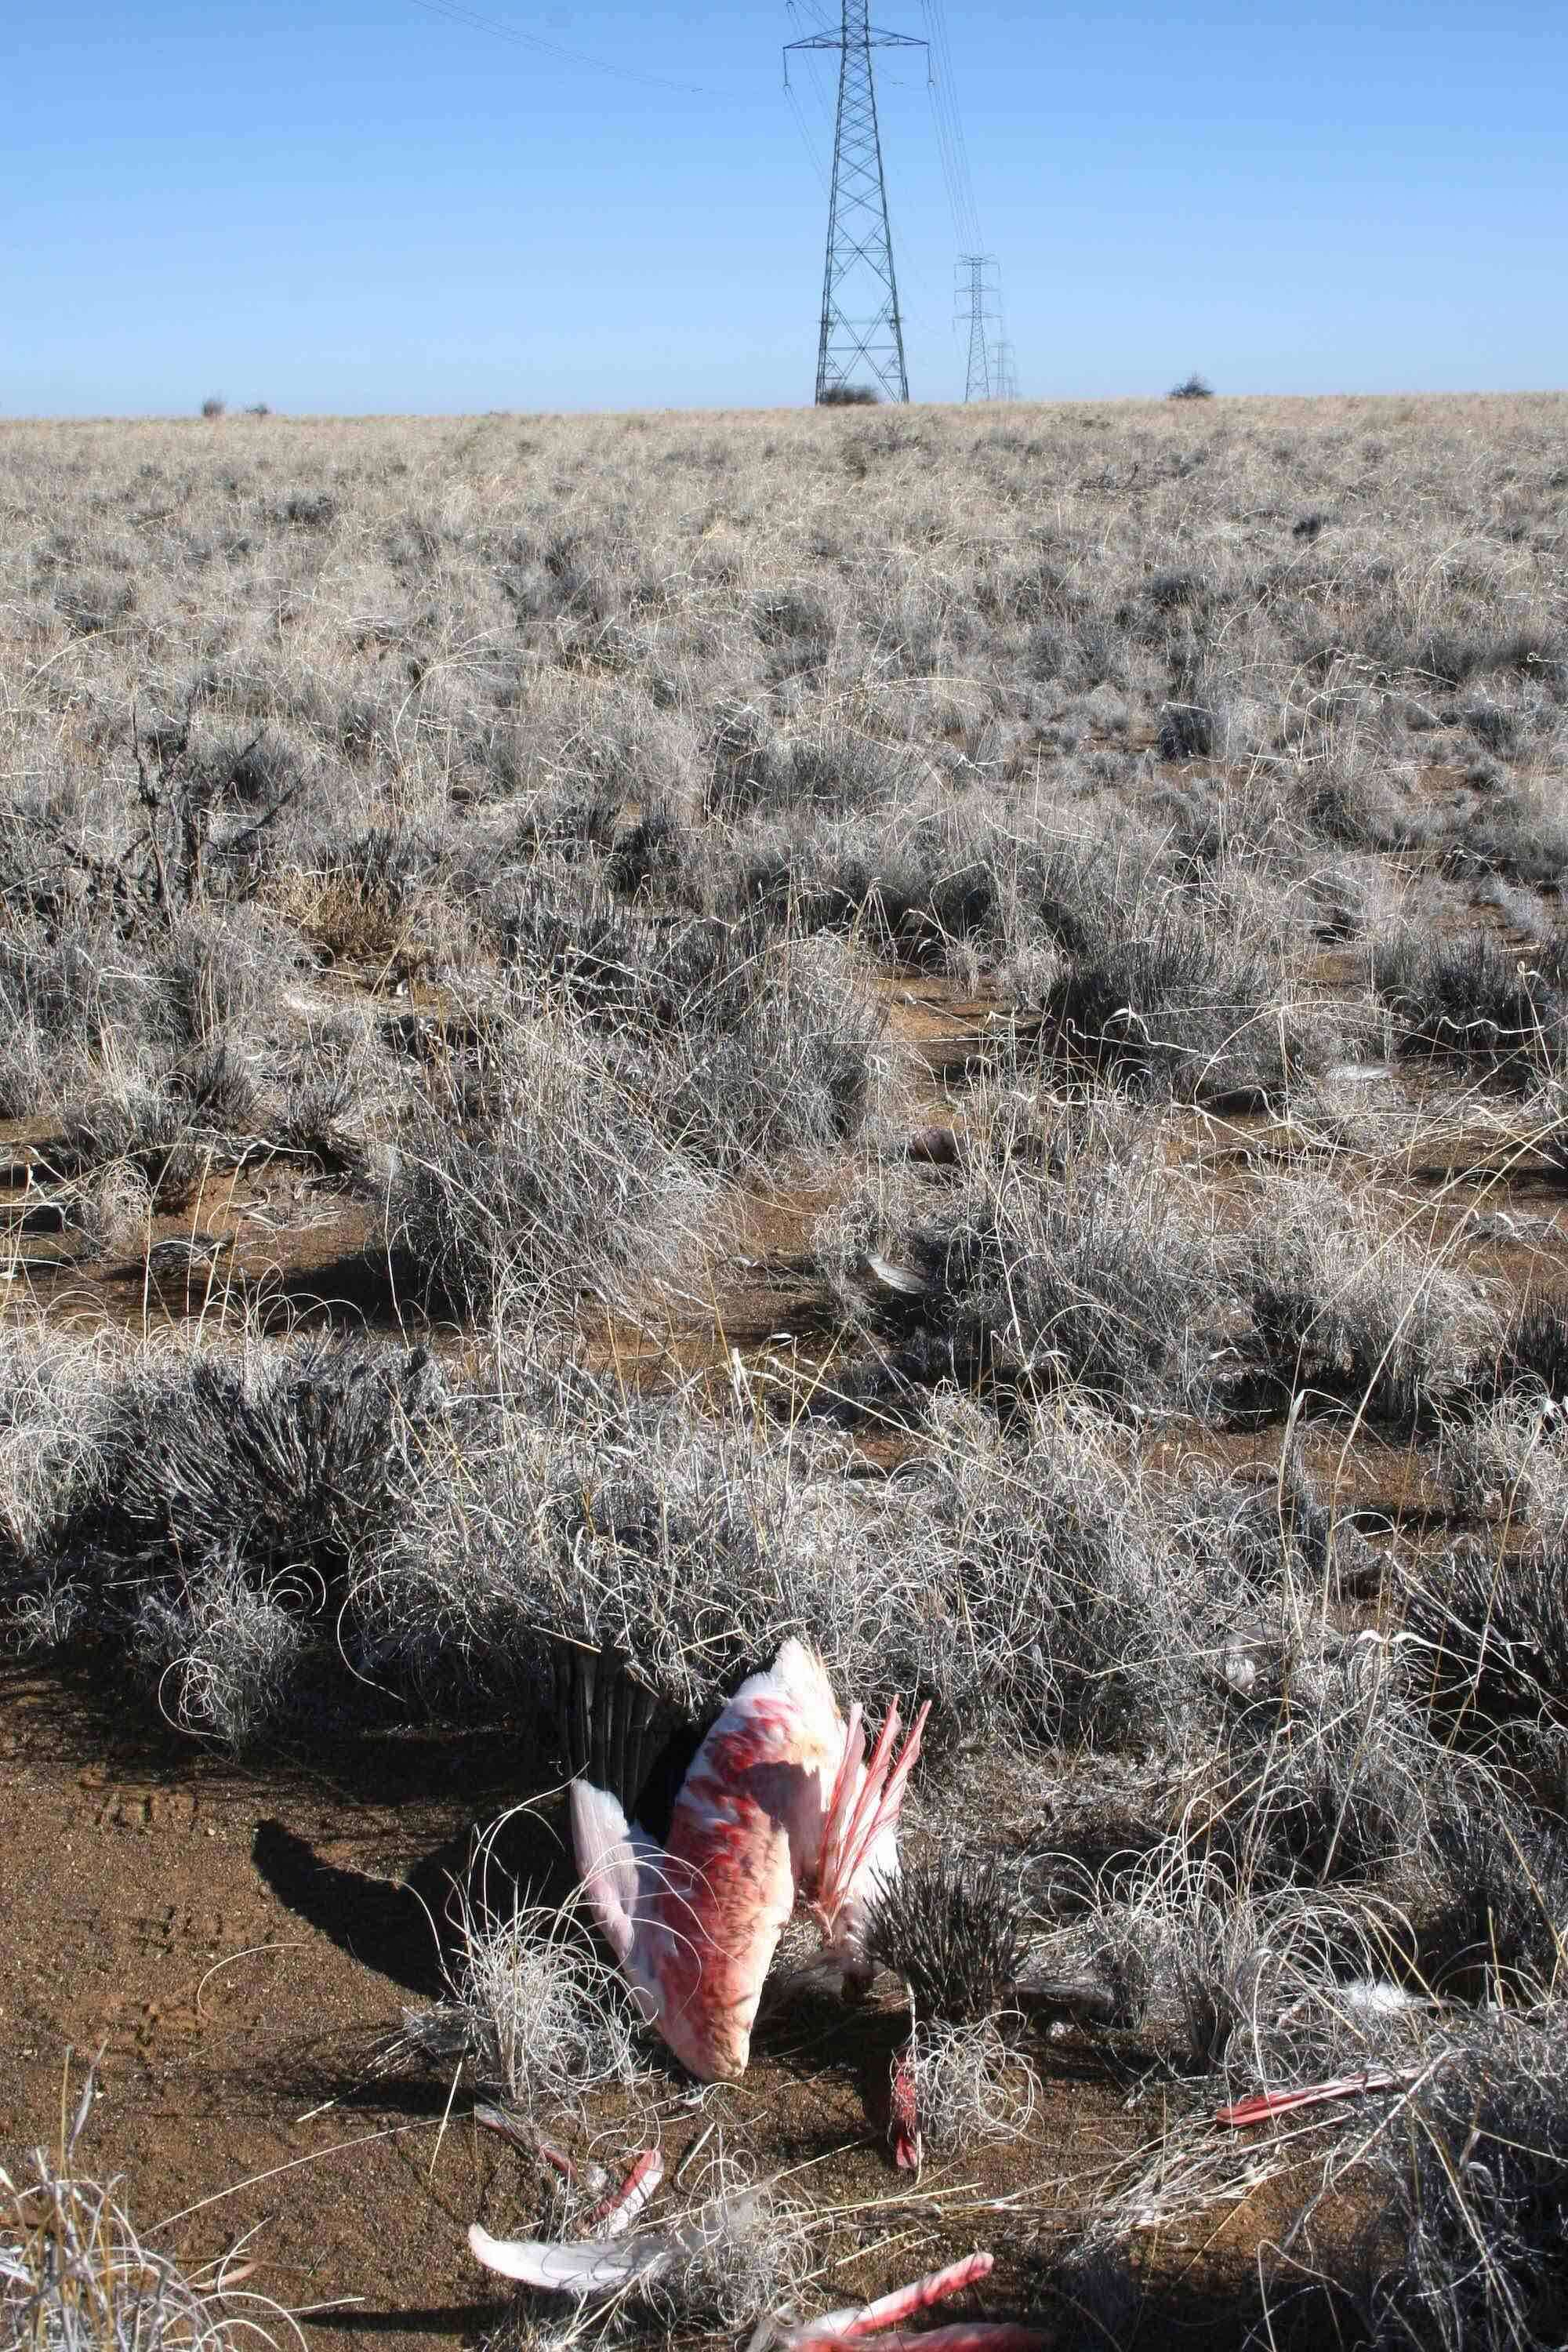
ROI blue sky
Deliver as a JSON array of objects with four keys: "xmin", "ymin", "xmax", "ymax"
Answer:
[{"xmin": 6, "ymin": 0, "xmax": 1566, "ymax": 415}]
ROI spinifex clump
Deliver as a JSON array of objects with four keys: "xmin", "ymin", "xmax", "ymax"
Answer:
[{"xmin": 864, "ymin": 1851, "xmax": 1024, "ymax": 2024}]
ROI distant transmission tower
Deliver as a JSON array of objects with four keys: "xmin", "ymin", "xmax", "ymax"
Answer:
[
  {"xmin": 956, "ymin": 253, "xmax": 998, "ymax": 401},
  {"xmin": 786, "ymin": 4, "xmax": 925, "ymax": 404}
]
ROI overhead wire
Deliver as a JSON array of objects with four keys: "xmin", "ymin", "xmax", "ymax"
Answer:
[
  {"xmin": 784, "ymin": 76, "xmax": 832, "ymax": 195},
  {"xmin": 782, "ymin": 0, "xmax": 836, "ymax": 203},
  {"xmin": 919, "ymin": 0, "xmax": 982, "ymax": 252},
  {"xmin": 927, "ymin": 0, "xmax": 980, "ymax": 234},
  {"xmin": 918, "ymin": 0, "xmax": 1018, "ymax": 394},
  {"xmin": 927, "ymin": 84, "xmax": 972, "ymax": 250},
  {"xmin": 785, "ymin": 0, "xmax": 842, "ymax": 138},
  {"xmin": 926, "ymin": 84, "xmax": 972, "ymax": 247},
  {"xmin": 401, "ymin": 0, "xmax": 711, "ymax": 97}
]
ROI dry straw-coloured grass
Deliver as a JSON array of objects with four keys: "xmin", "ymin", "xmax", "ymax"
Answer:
[{"xmin": 6, "ymin": 392, "xmax": 1568, "ymax": 2347}]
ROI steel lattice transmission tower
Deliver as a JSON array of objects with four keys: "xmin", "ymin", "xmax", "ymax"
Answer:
[
  {"xmin": 786, "ymin": 4, "xmax": 924, "ymax": 404},
  {"xmin": 956, "ymin": 252, "xmax": 998, "ymax": 401}
]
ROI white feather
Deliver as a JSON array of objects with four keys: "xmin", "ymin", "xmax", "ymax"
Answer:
[
  {"xmin": 568, "ymin": 1780, "xmax": 644, "ymax": 1968},
  {"xmin": 568, "ymin": 1779, "xmax": 670, "ymax": 2021},
  {"xmin": 469, "ymin": 2194, "xmax": 760, "ymax": 2299},
  {"xmin": 467, "ymin": 2222, "xmax": 670, "ymax": 2295}
]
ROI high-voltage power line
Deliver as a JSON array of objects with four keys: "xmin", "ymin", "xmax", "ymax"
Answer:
[
  {"xmin": 956, "ymin": 252, "xmax": 998, "ymax": 401},
  {"xmin": 785, "ymin": 2, "xmax": 925, "ymax": 405},
  {"xmin": 924, "ymin": 0, "xmax": 1018, "ymax": 401}
]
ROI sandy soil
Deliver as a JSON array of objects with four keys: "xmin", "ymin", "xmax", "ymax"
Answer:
[{"xmin": 2, "ymin": 1652, "xmax": 1206, "ymax": 2349}]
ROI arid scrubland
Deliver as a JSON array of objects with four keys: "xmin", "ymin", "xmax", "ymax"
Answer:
[{"xmin": 5, "ymin": 392, "xmax": 1568, "ymax": 2349}]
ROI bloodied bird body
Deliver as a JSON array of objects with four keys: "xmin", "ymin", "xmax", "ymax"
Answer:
[{"xmin": 570, "ymin": 1639, "xmax": 927, "ymax": 2080}]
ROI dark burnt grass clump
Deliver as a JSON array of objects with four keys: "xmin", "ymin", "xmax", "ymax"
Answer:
[
  {"xmin": 1360, "ymin": 2015, "xmax": 1568, "ymax": 2352},
  {"xmin": 1374, "ymin": 930, "xmax": 1568, "ymax": 1079},
  {"xmin": 1399, "ymin": 1537, "xmax": 1568, "ymax": 1748},
  {"xmin": 13, "ymin": 1342, "xmax": 457, "ymax": 1747},
  {"xmin": 490, "ymin": 891, "xmax": 886, "ymax": 1173},
  {"xmin": 1035, "ymin": 918, "xmax": 1322, "ymax": 1105},
  {"xmin": 1419, "ymin": 1803, "xmax": 1568, "ymax": 2002},
  {"xmin": 1488, "ymin": 1295, "xmax": 1568, "ymax": 1402},
  {"xmin": 96, "ymin": 1339, "xmax": 446, "ymax": 1584},
  {"xmin": 495, "ymin": 890, "xmax": 765, "ymax": 1038},
  {"xmin": 864, "ymin": 1853, "xmax": 1025, "ymax": 2024}
]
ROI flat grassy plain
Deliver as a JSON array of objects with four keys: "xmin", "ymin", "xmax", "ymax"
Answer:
[{"xmin": 5, "ymin": 391, "xmax": 1568, "ymax": 2350}]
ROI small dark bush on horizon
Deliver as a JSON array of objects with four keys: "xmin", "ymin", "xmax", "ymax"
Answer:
[
  {"xmin": 1169, "ymin": 374, "xmax": 1215, "ymax": 401},
  {"xmin": 818, "ymin": 383, "xmax": 880, "ymax": 407},
  {"xmin": 199, "ymin": 394, "xmax": 226, "ymax": 419}
]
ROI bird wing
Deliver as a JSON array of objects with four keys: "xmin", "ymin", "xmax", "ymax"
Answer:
[
  {"xmin": 568, "ymin": 1777, "xmax": 667, "ymax": 2022},
  {"xmin": 552, "ymin": 1639, "xmax": 695, "ymax": 1821},
  {"xmin": 811, "ymin": 1693, "xmax": 930, "ymax": 1959}
]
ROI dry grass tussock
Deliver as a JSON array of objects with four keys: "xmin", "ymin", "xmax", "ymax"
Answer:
[
  {"xmin": 5, "ymin": 393, "xmax": 1568, "ymax": 2346},
  {"xmin": 393, "ymin": 1833, "xmax": 648, "ymax": 2125},
  {"xmin": 1, "ymin": 2063, "xmax": 304, "ymax": 2351}
]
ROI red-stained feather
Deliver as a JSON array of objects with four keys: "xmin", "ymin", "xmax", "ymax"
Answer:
[
  {"xmin": 1214, "ymin": 2068, "xmax": 1408, "ymax": 2128},
  {"xmin": 779, "ymin": 2251, "xmax": 1050, "ymax": 2348}
]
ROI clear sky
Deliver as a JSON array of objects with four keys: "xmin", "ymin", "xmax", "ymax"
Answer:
[{"xmin": 6, "ymin": 0, "xmax": 1566, "ymax": 416}]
